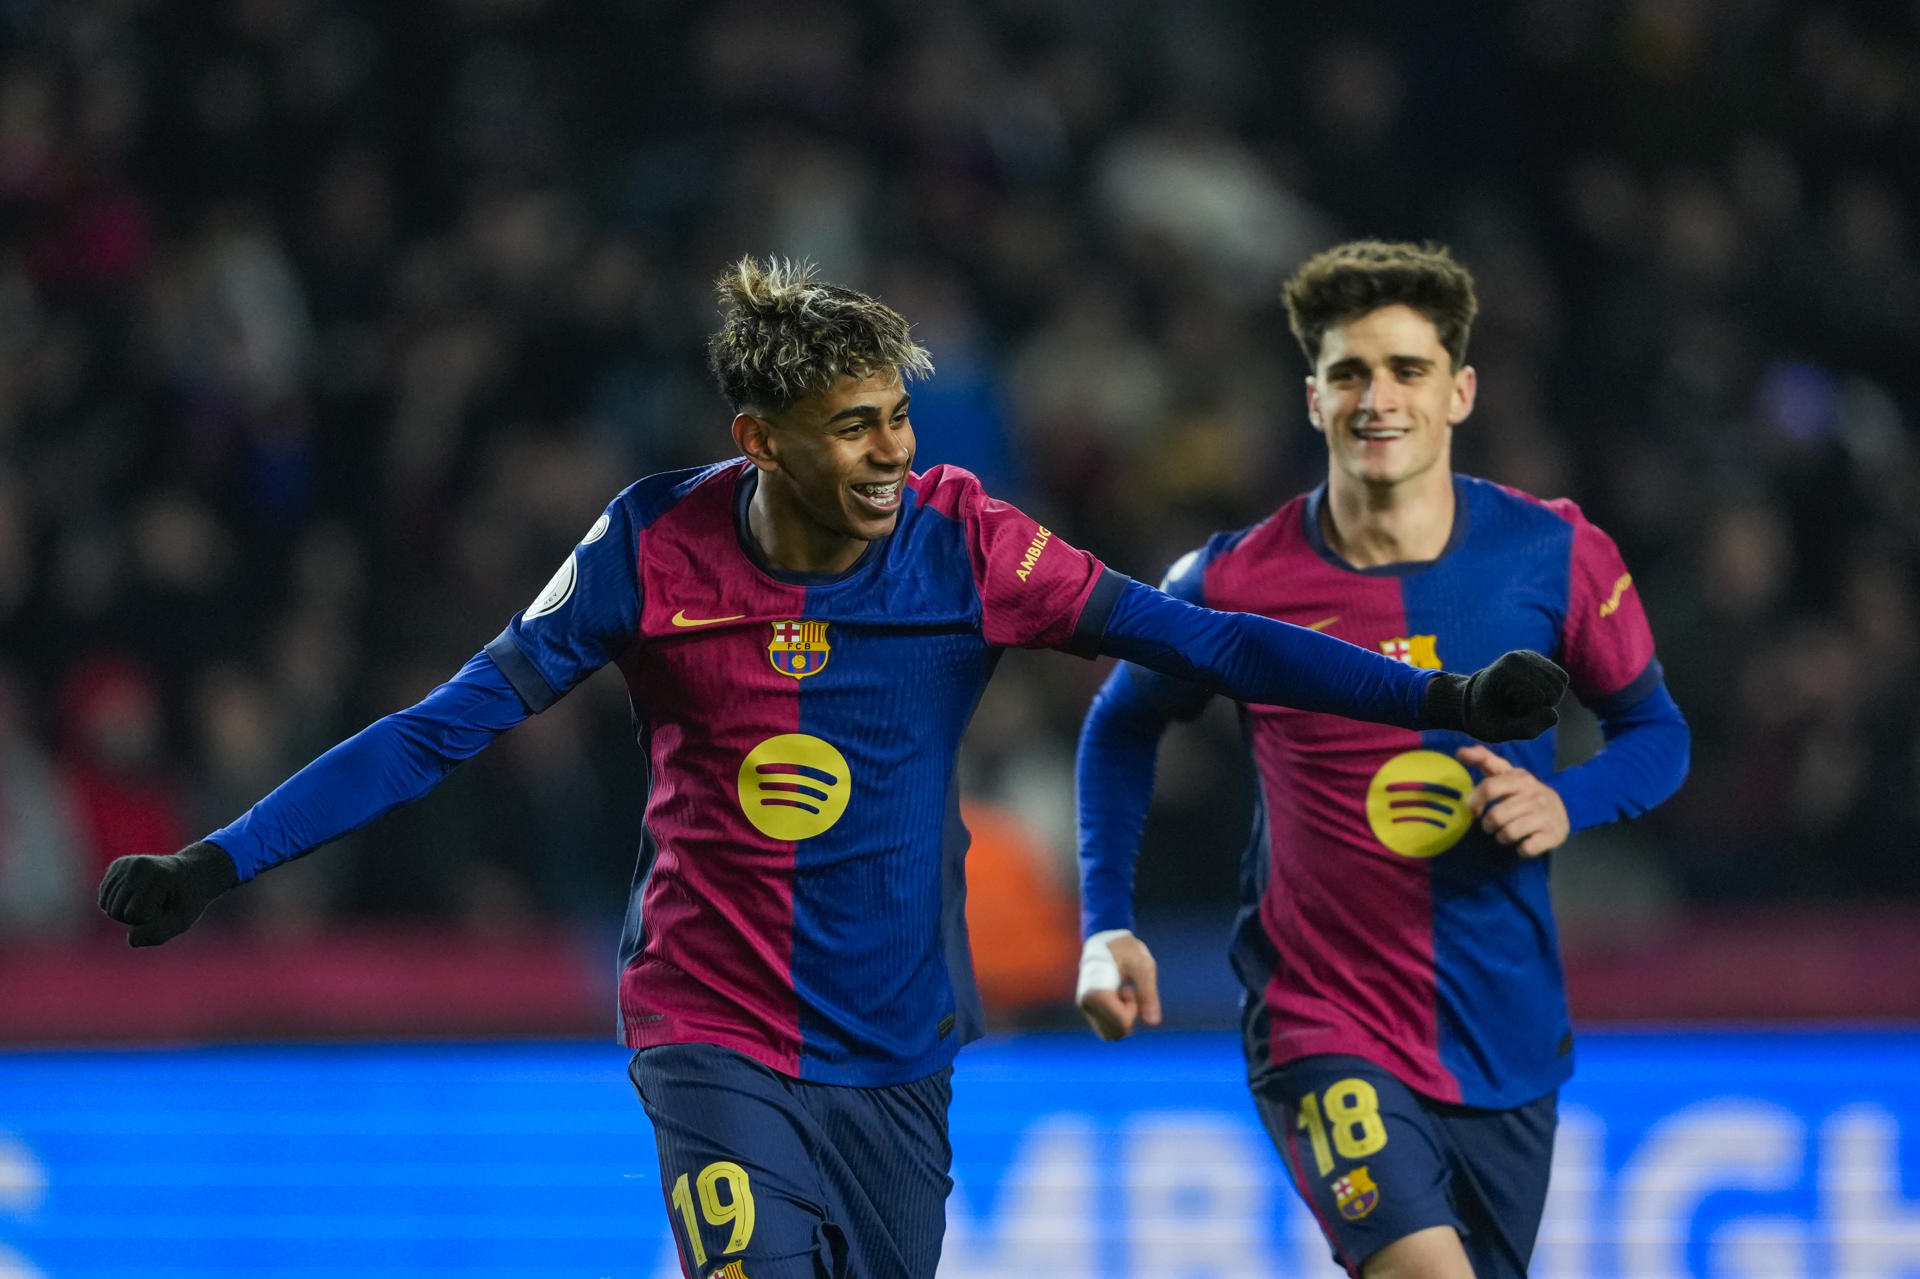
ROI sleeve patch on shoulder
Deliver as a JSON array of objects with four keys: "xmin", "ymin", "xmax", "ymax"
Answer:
[
  {"xmin": 1160, "ymin": 549, "xmax": 1200, "ymax": 591},
  {"xmin": 524, "ymin": 553, "xmax": 578, "ymax": 620}
]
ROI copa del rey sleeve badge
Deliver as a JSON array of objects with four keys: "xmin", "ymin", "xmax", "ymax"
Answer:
[{"xmin": 768, "ymin": 620, "xmax": 831, "ymax": 678}]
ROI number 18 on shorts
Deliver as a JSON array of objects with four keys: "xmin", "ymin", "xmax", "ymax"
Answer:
[{"xmin": 1253, "ymin": 1054, "xmax": 1556, "ymax": 1279}]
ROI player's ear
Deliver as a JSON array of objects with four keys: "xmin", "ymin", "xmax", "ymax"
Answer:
[
  {"xmin": 733, "ymin": 413, "xmax": 779, "ymax": 470},
  {"xmin": 1448, "ymin": 365, "xmax": 1478, "ymax": 426},
  {"xmin": 1305, "ymin": 376, "xmax": 1327, "ymax": 433}
]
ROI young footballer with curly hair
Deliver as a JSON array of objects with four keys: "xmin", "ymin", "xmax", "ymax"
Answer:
[{"xmin": 1076, "ymin": 241, "xmax": 1690, "ymax": 1279}]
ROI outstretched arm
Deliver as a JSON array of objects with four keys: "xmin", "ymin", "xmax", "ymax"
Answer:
[
  {"xmin": 205, "ymin": 654, "xmax": 530, "ymax": 879},
  {"xmin": 1094, "ymin": 577, "xmax": 1566, "ymax": 742},
  {"xmin": 100, "ymin": 490, "xmax": 645, "ymax": 947},
  {"xmin": 98, "ymin": 653, "xmax": 530, "ymax": 945}
]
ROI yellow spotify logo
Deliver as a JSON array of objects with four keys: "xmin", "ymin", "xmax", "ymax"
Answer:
[
  {"xmin": 737, "ymin": 734, "xmax": 852, "ymax": 841},
  {"xmin": 1365, "ymin": 750, "xmax": 1474, "ymax": 858}
]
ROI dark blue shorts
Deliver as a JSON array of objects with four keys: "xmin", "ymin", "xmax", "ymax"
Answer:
[
  {"xmin": 1251, "ymin": 1054, "xmax": 1556, "ymax": 1278},
  {"xmin": 629, "ymin": 1044, "xmax": 953, "ymax": 1279}
]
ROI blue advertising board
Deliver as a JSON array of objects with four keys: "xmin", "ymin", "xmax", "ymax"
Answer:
[{"xmin": 1, "ymin": 1031, "xmax": 1916, "ymax": 1277}]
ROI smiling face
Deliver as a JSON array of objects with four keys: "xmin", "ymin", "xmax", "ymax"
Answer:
[
  {"xmin": 1306, "ymin": 303, "xmax": 1476, "ymax": 494},
  {"xmin": 735, "ymin": 370, "xmax": 915, "ymax": 572}
]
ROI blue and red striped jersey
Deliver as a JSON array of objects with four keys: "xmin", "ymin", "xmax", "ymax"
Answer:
[
  {"xmin": 1080, "ymin": 474, "xmax": 1682, "ymax": 1109},
  {"xmin": 487, "ymin": 460, "xmax": 1116, "ymax": 1085}
]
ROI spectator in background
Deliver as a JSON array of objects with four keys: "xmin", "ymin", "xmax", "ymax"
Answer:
[
  {"xmin": 56, "ymin": 656, "xmax": 189, "ymax": 887},
  {"xmin": 0, "ymin": 0, "xmax": 1913, "ymax": 977},
  {"xmin": 0, "ymin": 669, "xmax": 86, "ymax": 940}
]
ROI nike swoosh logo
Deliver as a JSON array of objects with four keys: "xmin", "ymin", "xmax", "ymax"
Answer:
[
  {"xmin": 1305, "ymin": 615, "xmax": 1340, "ymax": 631},
  {"xmin": 671, "ymin": 610, "xmax": 746, "ymax": 628}
]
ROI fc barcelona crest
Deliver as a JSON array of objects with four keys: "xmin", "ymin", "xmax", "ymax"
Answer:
[
  {"xmin": 1332, "ymin": 1165, "xmax": 1380, "ymax": 1221},
  {"xmin": 768, "ymin": 620, "xmax": 830, "ymax": 679},
  {"xmin": 1380, "ymin": 635, "xmax": 1442, "ymax": 669}
]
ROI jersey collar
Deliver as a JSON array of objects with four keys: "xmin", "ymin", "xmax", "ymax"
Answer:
[
  {"xmin": 731, "ymin": 465, "xmax": 892, "ymax": 586},
  {"xmin": 1301, "ymin": 474, "xmax": 1472, "ymax": 577}
]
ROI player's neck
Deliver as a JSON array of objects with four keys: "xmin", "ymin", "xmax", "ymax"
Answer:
[
  {"xmin": 747, "ymin": 480, "xmax": 867, "ymax": 575},
  {"xmin": 1320, "ymin": 469, "xmax": 1457, "ymax": 568}
]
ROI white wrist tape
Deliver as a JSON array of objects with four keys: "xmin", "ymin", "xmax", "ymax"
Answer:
[{"xmin": 1077, "ymin": 929, "xmax": 1134, "ymax": 1003}]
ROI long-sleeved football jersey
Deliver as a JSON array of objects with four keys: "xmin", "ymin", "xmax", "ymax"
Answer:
[{"xmin": 1078, "ymin": 475, "xmax": 1688, "ymax": 1108}]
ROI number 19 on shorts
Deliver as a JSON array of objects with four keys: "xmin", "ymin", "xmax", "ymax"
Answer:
[
  {"xmin": 1296, "ymin": 1077, "xmax": 1388, "ymax": 1175},
  {"xmin": 670, "ymin": 1160, "xmax": 757, "ymax": 1268}
]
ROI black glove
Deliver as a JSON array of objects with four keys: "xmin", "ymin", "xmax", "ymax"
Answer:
[
  {"xmin": 1424, "ymin": 650, "xmax": 1568, "ymax": 743},
  {"xmin": 97, "ymin": 840, "xmax": 239, "ymax": 947}
]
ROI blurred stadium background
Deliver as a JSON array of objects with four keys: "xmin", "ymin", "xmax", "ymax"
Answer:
[{"xmin": 1, "ymin": 0, "xmax": 1917, "ymax": 1275}]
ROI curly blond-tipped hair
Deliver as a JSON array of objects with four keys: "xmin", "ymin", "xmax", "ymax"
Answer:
[
  {"xmin": 706, "ymin": 257, "xmax": 934, "ymax": 413},
  {"xmin": 1283, "ymin": 240, "xmax": 1479, "ymax": 371}
]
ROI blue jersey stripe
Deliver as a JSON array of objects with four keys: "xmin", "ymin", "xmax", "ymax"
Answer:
[{"xmin": 1405, "ymin": 480, "xmax": 1578, "ymax": 1105}]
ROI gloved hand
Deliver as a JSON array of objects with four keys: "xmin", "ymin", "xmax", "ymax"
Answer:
[
  {"xmin": 97, "ymin": 840, "xmax": 239, "ymax": 947},
  {"xmin": 1424, "ymin": 650, "xmax": 1568, "ymax": 743}
]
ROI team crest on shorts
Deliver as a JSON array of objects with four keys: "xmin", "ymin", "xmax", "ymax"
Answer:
[
  {"xmin": 768, "ymin": 620, "xmax": 830, "ymax": 678},
  {"xmin": 1332, "ymin": 1166, "xmax": 1380, "ymax": 1221}
]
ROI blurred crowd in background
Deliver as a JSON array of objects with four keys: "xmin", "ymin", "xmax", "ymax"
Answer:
[{"xmin": 2, "ymin": 0, "xmax": 1918, "ymax": 999}]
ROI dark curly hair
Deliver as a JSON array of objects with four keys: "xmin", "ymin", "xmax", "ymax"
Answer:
[{"xmin": 1282, "ymin": 240, "xmax": 1479, "ymax": 371}]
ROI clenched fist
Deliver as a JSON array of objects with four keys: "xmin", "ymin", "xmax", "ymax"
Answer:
[{"xmin": 97, "ymin": 841, "xmax": 238, "ymax": 947}]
